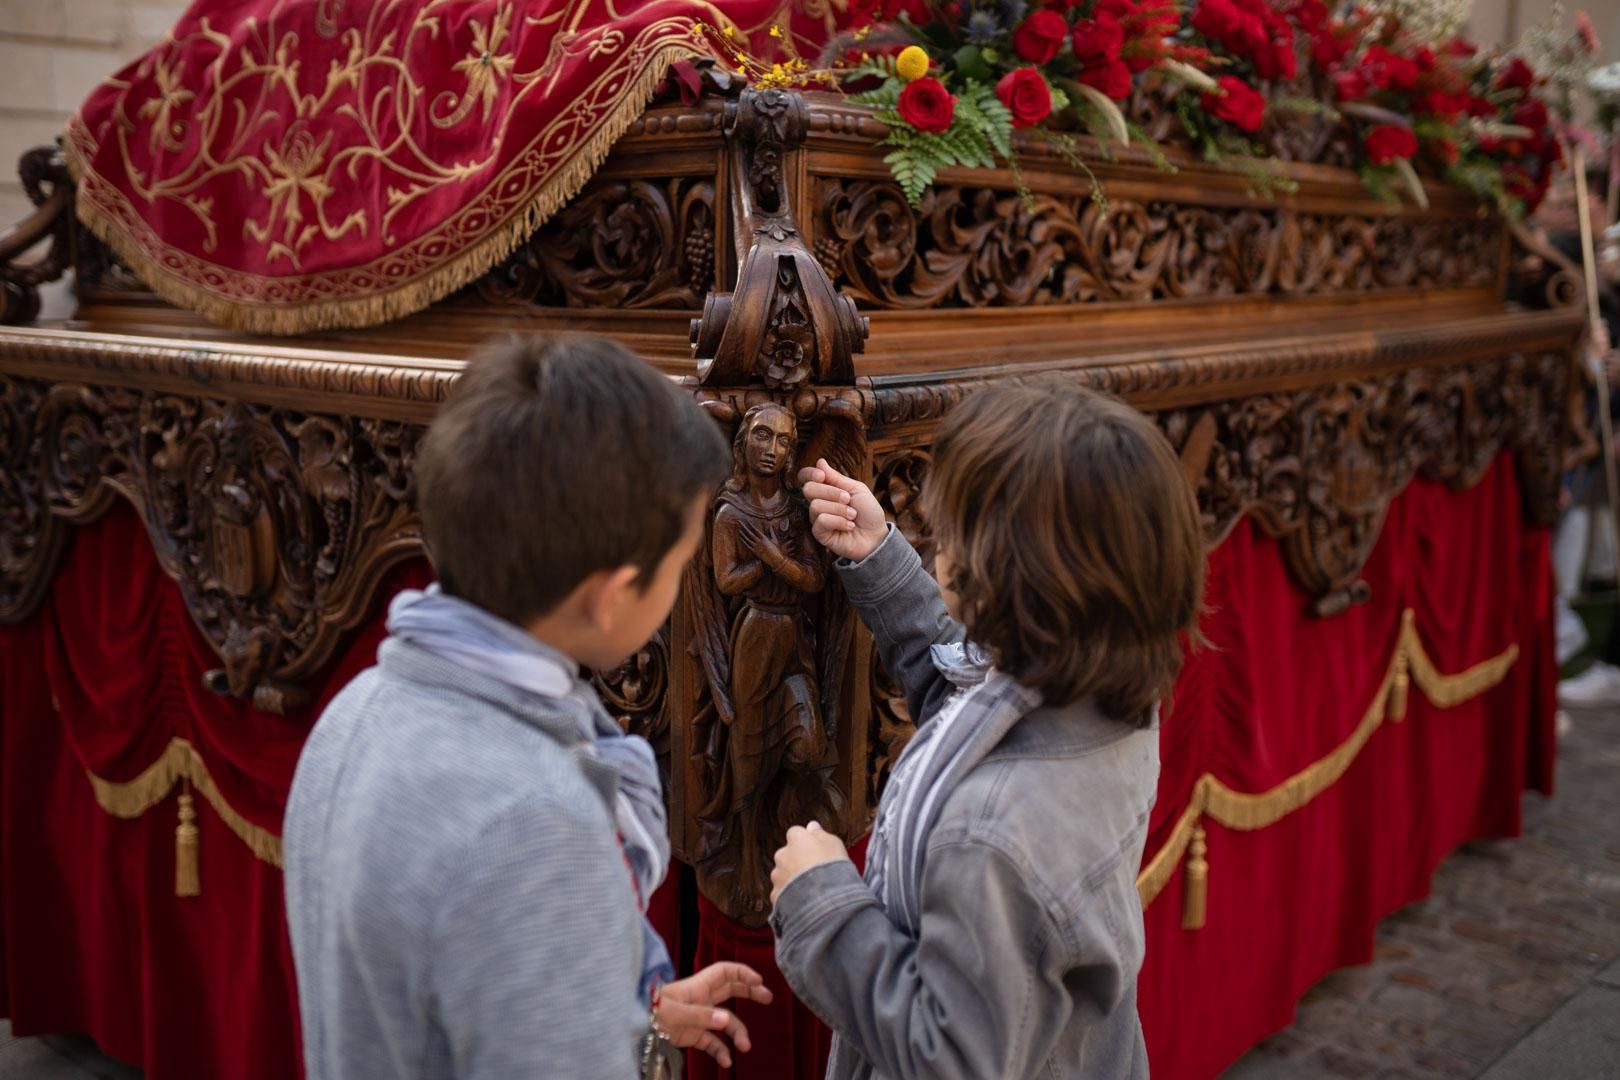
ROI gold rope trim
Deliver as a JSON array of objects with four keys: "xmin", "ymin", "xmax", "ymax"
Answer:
[
  {"xmin": 88, "ymin": 737, "xmax": 284, "ymax": 871},
  {"xmin": 1136, "ymin": 609, "xmax": 1520, "ymax": 913},
  {"xmin": 60, "ymin": 39, "xmax": 703, "ymax": 337}
]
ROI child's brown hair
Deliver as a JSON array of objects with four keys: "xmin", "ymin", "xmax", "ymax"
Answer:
[
  {"xmin": 922, "ymin": 378, "xmax": 1204, "ymax": 725},
  {"xmin": 416, "ymin": 334, "xmax": 728, "ymax": 626}
]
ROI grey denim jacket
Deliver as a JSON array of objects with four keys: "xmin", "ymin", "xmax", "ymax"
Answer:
[{"xmin": 771, "ymin": 528, "xmax": 1158, "ymax": 1079}]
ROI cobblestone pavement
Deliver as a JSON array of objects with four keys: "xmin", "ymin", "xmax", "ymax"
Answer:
[{"xmin": 1224, "ymin": 703, "xmax": 1620, "ymax": 1080}]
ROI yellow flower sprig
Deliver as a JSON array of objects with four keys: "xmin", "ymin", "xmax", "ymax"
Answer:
[
  {"xmin": 690, "ymin": 21, "xmax": 838, "ymax": 91},
  {"xmin": 895, "ymin": 45, "xmax": 930, "ymax": 82}
]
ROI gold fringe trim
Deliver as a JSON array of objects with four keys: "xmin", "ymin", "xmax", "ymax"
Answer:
[
  {"xmin": 1136, "ymin": 609, "xmax": 1520, "ymax": 913},
  {"xmin": 87, "ymin": 738, "xmax": 283, "ymax": 882},
  {"xmin": 60, "ymin": 40, "xmax": 703, "ymax": 337}
]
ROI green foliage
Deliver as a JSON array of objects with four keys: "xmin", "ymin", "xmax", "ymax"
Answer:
[
  {"xmin": 1358, "ymin": 164, "xmax": 1400, "ymax": 204},
  {"xmin": 871, "ymin": 77, "xmax": 1015, "ymax": 205},
  {"xmin": 1125, "ymin": 120, "xmax": 1177, "ymax": 174},
  {"xmin": 1029, "ymin": 128, "xmax": 1108, "ymax": 214}
]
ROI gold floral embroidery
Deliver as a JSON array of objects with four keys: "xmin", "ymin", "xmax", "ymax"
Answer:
[
  {"xmin": 245, "ymin": 123, "xmax": 366, "ymax": 268},
  {"xmin": 441, "ymin": 4, "xmax": 516, "ymax": 127},
  {"xmin": 136, "ymin": 56, "xmax": 194, "ymax": 153}
]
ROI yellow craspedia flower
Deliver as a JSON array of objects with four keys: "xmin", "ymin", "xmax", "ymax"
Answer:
[{"xmin": 896, "ymin": 45, "xmax": 930, "ymax": 82}]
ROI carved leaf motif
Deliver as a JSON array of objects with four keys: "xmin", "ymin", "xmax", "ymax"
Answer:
[
  {"xmin": 815, "ymin": 180, "xmax": 1503, "ymax": 311},
  {"xmin": 0, "ymin": 376, "xmax": 425, "ymax": 712},
  {"xmin": 473, "ymin": 176, "xmax": 715, "ymax": 309}
]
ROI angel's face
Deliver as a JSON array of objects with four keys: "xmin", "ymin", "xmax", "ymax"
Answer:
[{"xmin": 744, "ymin": 409, "xmax": 796, "ymax": 479}]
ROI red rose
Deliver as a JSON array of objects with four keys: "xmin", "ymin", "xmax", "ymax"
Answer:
[
  {"xmin": 1078, "ymin": 58, "xmax": 1134, "ymax": 100},
  {"xmin": 1191, "ymin": 0, "xmax": 1240, "ymax": 46},
  {"xmin": 1419, "ymin": 90, "xmax": 1466, "ymax": 119},
  {"xmin": 1414, "ymin": 47, "xmax": 1436, "ymax": 73},
  {"xmin": 1290, "ymin": 0, "xmax": 1329, "ymax": 32},
  {"xmin": 1333, "ymin": 66, "xmax": 1368, "ymax": 101},
  {"xmin": 1094, "ymin": 0, "xmax": 1139, "ymax": 19},
  {"xmin": 1201, "ymin": 75, "xmax": 1266, "ymax": 132},
  {"xmin": 1013, "ymin": 10, "xmax": 1070, "ymax": 64},
  {"xmin": 1496, "ymin": 56, "xmax": 1536, "ymax": 90},
  {"xmin": 1363, "ymin": 123, "xmax": 1418, "ymax": 165},
  {"xmin": 1466, "ymin": 95, "xmax": 1495, "ymax": 117},
  {"xmin": 1364, "ymin": 45, "xmax": 1418, "ymax": 91},
  {"xmin": 1311, "ymin": 31, "xmax": 1348, "ymax": 71},
  {"xmin": 1073, "ymin": 16, "xmax": 1126, "ymax": 63},
  {"xmin": 997, "ymin": 67, "xmax": 1055, "ymax": 127},
  {"xmin": 897, "ymin": 76, "xmax": 957, "ymax": 133},
  {"xmin": 1431, "ymin": 138, "xmax": 1458, "ymax": 165},
  {"xmin": 1255, "ymin": 34, "xmax": 1298, "ymax": 79},
  {"xmin": 1514, "ymin": 99, "xmax": 1550, "ymax": 133},
  {"xmin": 1444, "ymin": 36, "xmax": 1477, "ymax": 58}
]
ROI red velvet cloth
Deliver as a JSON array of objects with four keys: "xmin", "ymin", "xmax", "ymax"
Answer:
[
  {"xmin": 0, "ymin": 453, "xmax": 1553, "ymax": 1080},
  {"xmin": 0, "ymin": 501, "xmax": 431, "ymax": 1080},
  {"xmin": 64, "ymin": 0, "xmax": 848, "ymax": 334},
  {"xmin": 1137, "ymin": 455, "xmax": 1555, "ymax": 1080}
]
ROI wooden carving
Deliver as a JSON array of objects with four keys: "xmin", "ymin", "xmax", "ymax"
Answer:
[
  {"xmin": 0, "ymin": 148, "xmax": 75, "ymax": 324},
  {"xmin": 1161, "ymin": 351, "xmax": 1574, "ymax": 613},
  {"xmin": 0, "ymin": 375, "xmax": 425, "ymax": 712},
  {"xmin": 672, "ymin": 400, "xmax": 871, "ymax": 924},
  {"xmin": 594, "ymin": 624, "xmax": 674, "ymax": 785},
  {"xmin": 814, "ymin": 180, "xmax": 1503, "ymax": 310},
  {"xmin": 690, "ymin": 90, "xmax": 869, "ymax": 387},
  {"xmin": 473, "ymin": 177, "xmax": 715, "ymax": 310}
]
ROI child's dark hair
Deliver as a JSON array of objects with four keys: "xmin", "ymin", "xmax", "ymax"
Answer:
[
  {"xmin": 922, "ymin": 379, "xmax": 1204, "ymax": 725},
  {"xmin": 416, "ymin": 334, "xmax": 729, "ymax": 626}
]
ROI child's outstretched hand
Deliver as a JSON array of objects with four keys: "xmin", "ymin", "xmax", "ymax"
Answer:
[
  {"xmin": 798, "ymin": 458, "xmax": 887, "ymax": 563},
  {"xmin": 655, "ymin": 962, "xmax": 774, "ymax": 1068},
  {"xmin": 769, "ymin": 820, "xmax": 852, "ymax": 907}
]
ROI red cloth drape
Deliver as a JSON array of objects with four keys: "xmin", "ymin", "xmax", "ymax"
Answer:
[
  {"xmin": 65, "ymin": 0, "xmax": 849, "ymax": 335},
  {"xmin": 1135, "ymin": 454, "xmax": 1555, "ymax": 1080},
  {"xmin": 0, "ymin": 452, "xmax": 1553, "ymax": 1080},
  {"xmin": 0, "ymin": 500, "xmax": 432, "ymax": 1080}
]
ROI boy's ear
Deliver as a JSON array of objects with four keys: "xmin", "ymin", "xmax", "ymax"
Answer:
[{"xmin": 585, "ymin": 564, "xmax": 643, "ymax": 632}]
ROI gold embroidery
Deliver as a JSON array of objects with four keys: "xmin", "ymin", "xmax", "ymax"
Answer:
[
  {"xmin": 135, "ymin": 56, "xmax": 194, "ymax": 153},
  {"xmin": 440, "ymin": 4, "xmax": 516, "ymax": 127},
  {"xmin": 1136, "ymin": 609, "xmax": 1521, "ymax": 918}
]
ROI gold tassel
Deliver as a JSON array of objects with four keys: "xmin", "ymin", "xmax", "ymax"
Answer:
[
  {"xmin": 1390, "ymin": 649, "xmax": 1410, "ymax": 722},
  {"xmin": 176, "ymin": 785, "xmax": 200, "ymax": 898},
  {"xmin": 1182, "ymin": 825, "xmax": 1208, "ymax": 930}
]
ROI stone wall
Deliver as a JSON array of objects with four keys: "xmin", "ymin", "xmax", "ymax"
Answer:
[{"xmin": 0, "ymin": 0, "xmax": 183, "ymax": 226}]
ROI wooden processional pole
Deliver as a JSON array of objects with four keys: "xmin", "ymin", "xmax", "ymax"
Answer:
[{"xmin": 1571, "ymin": 141, "xmax": 1620, "ymax": 597}]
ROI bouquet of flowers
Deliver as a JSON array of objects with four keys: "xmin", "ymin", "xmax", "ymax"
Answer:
[{"xmin": 698, "ymin": 0, "xmax": 1572, "ymax": 217}]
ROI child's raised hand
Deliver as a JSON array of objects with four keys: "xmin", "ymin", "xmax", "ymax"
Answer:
[
  {"xmin": 769, "ymin": 820, "xmax": 852, "ymax": 906},
  {"xmin": 654, "ymin": 962, "xmax": 774, "ymax": 1068},
  {"xmin": 798, "ymin": 458, "xmax": 887, "ymax": 563}
]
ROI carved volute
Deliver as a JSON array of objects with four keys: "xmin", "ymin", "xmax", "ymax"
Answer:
[{"xmin": 690, "ymin": 90, "xmax": 869, "ymax": 388}]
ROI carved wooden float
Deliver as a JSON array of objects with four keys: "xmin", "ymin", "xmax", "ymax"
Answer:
[{"xmin": 0, "ymin": 84, "xmax": 1589, "ymax": 926}]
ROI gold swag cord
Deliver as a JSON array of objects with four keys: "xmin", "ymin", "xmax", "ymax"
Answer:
[
  {"xmin": 86, "ymin": 737, "xmax": 283, "ymax": 897},
  {"xmin": 1135, "ymin": 609, "xmax": 1521, "ymax": 930},
  {"xmin": 81, "ymin": 610, "xmax": 1517, "ymax": 900}
]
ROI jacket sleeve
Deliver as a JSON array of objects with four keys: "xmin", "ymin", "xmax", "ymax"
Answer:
[
  {"xmin": 837, "ymin": 525, "xmax": 963, "ymax": 724},
  {"xmin": 430, "ymin": 794, "xmax": 643, "ymax": 1080},
  {"xmin": 772, "ymin": 836, "xmax": 1070, "ymax": 1080}
]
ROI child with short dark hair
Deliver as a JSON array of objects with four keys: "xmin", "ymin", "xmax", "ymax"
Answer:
[
  {"xmin": 769, "ymin": 379, "xmax": 1204, "ymax": 1079},
  {"xmin": 285, "ymin": 334, "xmax": 772, "ymax": 1080}
]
